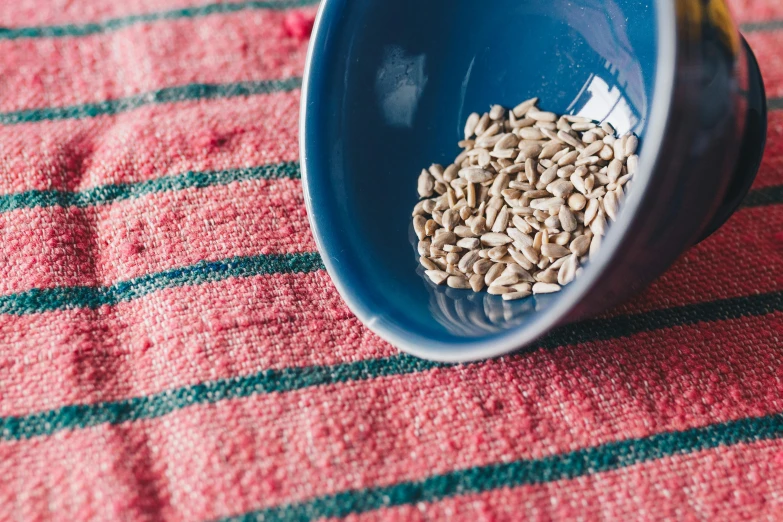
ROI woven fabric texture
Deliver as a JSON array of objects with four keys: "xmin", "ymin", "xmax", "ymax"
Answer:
[{"xmin": 0, "ymin": 1, "xmax": 781, "ymax": 520}]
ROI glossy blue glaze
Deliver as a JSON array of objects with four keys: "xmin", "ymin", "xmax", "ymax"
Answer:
[{"xmin": 301, "ymin": 0, "xmax": 766, "ymax": 361}]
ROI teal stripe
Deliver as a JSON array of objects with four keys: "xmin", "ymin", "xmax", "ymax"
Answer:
[
  {"xmin": 0, "ymin": 164, "xmax": 773, "ymax": 216},
  {"xmin": 0, "ymin": 291, "xmax": 779, "ymax": 441},
  {"xmin": 218, "ymin": 412, "xmax": 783, "ymax": 522},
  {"xmin": 0, "ymin": 0, "xmax": 319, "ymax": 40},
  {"xmin": 0, "ymin": 356, "xmax": 441, "ymax": 441},
  {"xmin": 0, "ymin": 162, "xmax": 300, "ymax": 213},
  {"xmin": 742, "ymin": 184, "xmax": 783, "ymax": 208},
  {"xmin": 0, "ymin": 77, "xmax": 302, "ymax": 125},
  {"xmin": 741, "ymin": 20, "xmax": 783, "ymax": 33},
  {"xmin": 0, "ymin": 252, "xmax": 323, "ymax": 315}
]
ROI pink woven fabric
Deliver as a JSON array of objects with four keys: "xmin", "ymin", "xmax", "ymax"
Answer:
[{"xmin": 0, "ymin": 1, "xmax": 781, "ymax": 521}]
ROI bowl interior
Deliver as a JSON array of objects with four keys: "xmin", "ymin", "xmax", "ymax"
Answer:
[{"xmin": 303, "ymin": 0, "xmax": 660, "ymax": 359}]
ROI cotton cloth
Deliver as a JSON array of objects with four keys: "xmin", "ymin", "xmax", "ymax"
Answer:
[{"xmin": 0, "ymin": 1, "xmax": 781, "ymax": 520}]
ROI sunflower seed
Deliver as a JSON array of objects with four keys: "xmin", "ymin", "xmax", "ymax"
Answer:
[
  {"xmin": 557, "ymin": 255, "xmax": 578, "ymax": 285},
  {"xmin": 469, "ymin": 217, "xmax": 487, "ymax": 235},
  {"xmin": 484, "ymin": 262, "xmax": 506, "ymax": 286},
  {"xmin": 512, "ymin": 215, "xmax": 533, "ymax": 234},
  {"xmin": 478, "ymin": 149, "xmax": 492, "ymax": 167},
  {"xmin": 558, "ymin": 205, "xmax": 577, "ymax": 232},
  {"xmin": 508, "ymin": 248, "xmax": 534, "ymax": 270},
  {"xmin": 584, "ymin": 174, "xmax": 595, "ymax": 194},
  {"xmin": 418, "ymin": 170, "xmax": 434, "ymax": 197},
  {"xmin": 457, "ymin": 237, "xmax": 480, "ymax": 250},
  {"xmin": 528, "ymin": 109, "xmax": 557, "ymax": 122},
  {"xmin": 613, "ymin": 135, "xmax": 627, "ymax": 162},
  {"xmin": 534, "ymin": 268, "xmax": 559, "ymax": 284},
  {"xmin": 518, "ymin": 127, "xmax": 544, "ymax": 141},
  {"xmin": 598, "ymin": 145, "xmax": 613, "ymax": 161},
  {"xmin": 422, "ymin": 219, "xmax": 436, "ymax": 237},
  {"xmin": 568, "ymin": 193, "xmax": 586, "ymax": 211},
  {"xmin": 474, "ymin": 113, "xmax": 490, "ymax": 135},
  {"xmin": 489, "ymin": 104, "xmax": 506, "ymax": 120},
  {"xmin": 447, "ymin": 275, "xmax": 471, "ymax": 289},
  {"xmin": 500, "ymin": 163, "xmax": 525, "ymax": 176},
  {"xmin": 539, "ymin": 141, "xmax": 564, "ymax": 159},
  {"xmin": 487, "ymin": 285, "xmax": 512, "ymax": 295},
  {"xmin": 570, "ymin": 174, "xmax": 587, "ymax": 195},
  {"xmin": 481, "ymin": 232, "xmax": 513, "ymax": 246},
  {"xmin": 580, "ymin": 140, "xmax": 604, "ymax": 158},
  {"xmin": 557, "ymin": 130, "xmax": 584, "ymax": 150},
  {"xmin": 547, "ymin": 179, "xmax": 574, "ymax": 198},
  {"xmin": 549, "ymin": 254, "xmax": 569, "ymax": 270},
  {"xmin": 473, "ymin": 258, "xmax": 493, "ymax": 275},
  {"xmin": 504, "ymin": 264, "xmax": 535, "ymax": 282},
  {"xmin": 603, "ymin": 190, "xmax": 619, "ymax": 221},
  {"xmin": 627, "ymin": 154, "xmax": 638, "ymax": 174},
  {"xmin": 430, "ymin": 245, "xmax": 446, "ymax": 258},
  {"xmin": 533, "ymin": 282, "xmax": 561, "ymax": 294},
  {"xmin": 570, "ymin": 235, "xmax": 591, "ymax": 256},
  {"xmin": 488, "ymin": 245, "xmax": 508, "ymax": 261},
  {"xmin": 517, "ymin": 142, "xmax": 544, "ymax": 162},
  {"xmin": 459, "ymin": 168, "xmax": 492, "ymax": 183},
  {"xmin": 530, "ymin": 197, "xmax": 564, "ymax": 212},
  {"xmin": 432, "ymin": 230, "xmax": 457, "ymax": 249},
  {"xmin": 512, "ymin": 97, "xmax": 538, "ymax": 117},
  {"xmin": 490, "ymin": 206, "xmax": 509, "ymax": 233},
  {"xmin": 575, "ymin": 155, "xmax": 600, "ymax": 166},
  {"xmin": 541, "ymin": 243, "xmax": 570, "ymax": 258},
  {"xmin": 625, "ymin": 134, "xmax": 638, "ymax": 156},
  {"xmin": 441, "ymin": 209, "xmax": 459, "ymax": 231},
  {"xmin": 485, "ymin": 207, "xmax": 498, "ymax": 229},
  {"xmin": 571, "ymin": 122, "xmax": 596, "ymax": 132},
  {"xmin": 502, "ymin": 290, "xmax": 532, "ymax": 301},
  {"xmin": 490, "ymin": 273, "xmax": 519, "ymax": 287},
  {"xmin": 455, "ymin": 249, "xmax": 478, "ymax": 273},
  {"xmin": 583, "ymin": 198, "xmax": 599, "ymax": 225},
  {"xmin": 544, "ymin": 215, "xmax": 560, "ymax": 229},
  {"xmin": 469, "ymin": 273, "xmax": 485, "ymax": 292},
  {"xmin": 511, "ymin": 116, "xmax": 536, "ymax": 129},
  {"xmin": 494, "ymin": 133, "xmax": 519, "ymax": 150},
  {"xmin": 589, "ymin": 233, "xmax": 602, "ymax": 257},
  {"xmin": 533, "ymin": 166, "xmax": 557, "ymax": 190},
  {"xmin": 464, "ymin": 113, "xmax": 480, "ymax": 139},
  {"xmin": 419, "ymin": 256, "xmax": 439, "ymax": 270},
  {"xmin": 582, "ymin": 131, "xmax": 599, "ymax": 144},
  {"xmin": 607, "ymin": 159, "xmax": 623, "ymax": 182},
  {"xmin": 425, "ymin": 270, "xmax": 449, "ymax": 285}
]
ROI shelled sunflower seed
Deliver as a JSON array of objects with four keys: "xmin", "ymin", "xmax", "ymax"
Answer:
[{"xmin": 413, "ymin": 99, "xmax": 639, "ymax": 298}]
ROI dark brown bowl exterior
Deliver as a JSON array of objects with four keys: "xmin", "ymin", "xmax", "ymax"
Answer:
[{"xmin": 569, "ymin": 7, "xmax": 767, "ymax": 321}]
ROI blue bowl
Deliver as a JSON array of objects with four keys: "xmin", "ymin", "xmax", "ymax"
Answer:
[{"xmin": 300, "ymin": 0, "xmax": 766, "ymax": 361}]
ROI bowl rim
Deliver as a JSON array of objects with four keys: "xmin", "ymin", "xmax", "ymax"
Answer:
[{"xmin": 300, "ymin": 0, "xmax": 677, "ymax": 362}]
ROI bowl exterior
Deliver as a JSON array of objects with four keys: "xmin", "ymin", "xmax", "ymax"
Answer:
[{"xmin": 565, "ymin": 1, "xmax": 766, "ymax": 322}]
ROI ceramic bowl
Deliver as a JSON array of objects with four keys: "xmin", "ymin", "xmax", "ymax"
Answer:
[{"xmin": 300, "ymin": 0, "xmax": 766, "ymax": 361}]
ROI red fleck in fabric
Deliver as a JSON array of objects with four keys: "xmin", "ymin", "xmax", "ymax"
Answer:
[{"xmin": 0, "ymin": 1, "xmax": 781, "ymax": 521}]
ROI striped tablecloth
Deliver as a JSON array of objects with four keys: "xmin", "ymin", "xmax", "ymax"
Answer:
[{"xmin": 0, "ymin": 1, "xmax": 781, "ymax": 520}]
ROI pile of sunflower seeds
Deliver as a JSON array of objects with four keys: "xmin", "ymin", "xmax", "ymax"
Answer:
[{"xmin": 412, "ymin": 98, "xmax": 638, "ymax": 301}]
